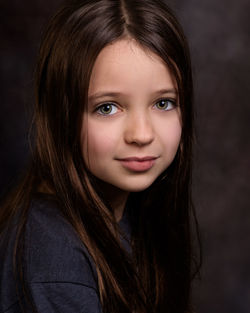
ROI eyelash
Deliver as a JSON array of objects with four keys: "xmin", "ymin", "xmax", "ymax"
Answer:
[
  {"xmin": 95, "ymin": 103, "xmax": 119, "ymax": 115},
  {"xmin": 95, "ymin": 98, "xmax": 177, "ymax": 116}
]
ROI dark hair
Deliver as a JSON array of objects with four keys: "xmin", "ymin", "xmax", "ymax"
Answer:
[{"xmin": 0, "ymin": 0, "xmax": 200, "ymax": 312}]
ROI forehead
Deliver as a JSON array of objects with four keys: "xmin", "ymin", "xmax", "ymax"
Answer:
[{"xmin": 88, "ymin": 38, "xmax": 177, "ymax": 97}]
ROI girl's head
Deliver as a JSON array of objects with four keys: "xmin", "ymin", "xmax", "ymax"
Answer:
[
  {"xmin": 35, "ymin": 0, "xmax": 193, "ymax": 198},
  {"xmin": 82, "ymin": 38, "xmax": 182, "ymax": 197}
]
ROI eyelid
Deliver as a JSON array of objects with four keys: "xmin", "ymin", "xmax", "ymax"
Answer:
[{"xmin": 156, "ymin": 97, "xmax": 177, "ymax": 104}]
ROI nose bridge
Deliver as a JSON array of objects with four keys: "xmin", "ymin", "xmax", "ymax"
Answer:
[{"xmin": 124, "ymin": 108, "xmax": 154, "ymax": 145}]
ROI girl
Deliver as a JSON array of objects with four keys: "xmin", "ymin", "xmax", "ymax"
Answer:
[{"xmin": 0, "ymin": 0, "xmax": 201, "ymax": 312}]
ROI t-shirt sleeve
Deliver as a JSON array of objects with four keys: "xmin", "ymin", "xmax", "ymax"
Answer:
[
  {"xmin": 24, "ymin": 197, "xmax": 103, "ymax": 313},
  {"xmin": 28, "ymin": 282, "xmax": 102, "ymax": 313}
]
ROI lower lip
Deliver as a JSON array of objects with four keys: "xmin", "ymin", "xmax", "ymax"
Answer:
[{"xmin": 119, "ymin": 159, "xmax": 156, "ymax": 172}]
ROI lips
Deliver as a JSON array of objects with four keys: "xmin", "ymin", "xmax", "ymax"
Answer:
[{"xmin": 117, "ymin": 156, "xmax": 158, "ymax": 172}]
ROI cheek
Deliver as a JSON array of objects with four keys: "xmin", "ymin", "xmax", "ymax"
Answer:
[
  {"xmin": 157, "ymin": 116, "xmax": 182, "ymax": 151},
  {"xmin": 81, "ymin": 120, "xmax": 117, "ymax": 165},
  {"xmin": 166, "ymin": 123, "xmax": 182, "ymax": 146}
]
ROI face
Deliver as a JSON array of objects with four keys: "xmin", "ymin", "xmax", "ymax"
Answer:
[{"xmin": 81, "ymin": 39, "xmax": 182, "ymax": 193}]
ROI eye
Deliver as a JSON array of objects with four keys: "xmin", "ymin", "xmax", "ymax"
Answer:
[
  {"xmin": 154, "ymin": 99, "xmax": 176, "ymax": 111},
  {"xmin": 96, "ymin": 103, "xmax": 118, "ymax": 115}
]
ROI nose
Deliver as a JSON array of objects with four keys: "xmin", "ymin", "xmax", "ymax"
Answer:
[{"xmin": 124, "ymin": 111, "xmax": 154, "ymax": 146}]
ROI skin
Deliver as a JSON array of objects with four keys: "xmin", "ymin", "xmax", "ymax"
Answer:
[{"xmin": 81, "ymin": 39, "xmax": 182, "ymax": 220}]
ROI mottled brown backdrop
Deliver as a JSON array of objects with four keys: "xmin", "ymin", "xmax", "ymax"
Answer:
[{"xmin": 0, "ymin": 0, "xmax": 249, "ymax": 312}]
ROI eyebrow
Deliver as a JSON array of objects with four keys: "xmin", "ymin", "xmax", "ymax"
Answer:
[{"xmin": 88, "ymin": 88, "xmax": 178, "ymax": 101}]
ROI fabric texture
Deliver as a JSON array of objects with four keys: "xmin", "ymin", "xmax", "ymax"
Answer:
[{"xmin": 0, "ymin": 194, "xmax": 131, "ymax": 313}]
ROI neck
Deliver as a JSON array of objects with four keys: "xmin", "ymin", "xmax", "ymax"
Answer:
[
  {"xmin": 94, "ymin": 179, "xmax": 130, "ymax": 222},
  {"xmin": 112, "ymin": 191, "xmax": 130, "ymax": 222}
]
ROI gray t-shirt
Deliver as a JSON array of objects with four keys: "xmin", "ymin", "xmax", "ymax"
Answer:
[{"xmin": 0, "ymin": 194, "xmax": 131, "ymax": 313}]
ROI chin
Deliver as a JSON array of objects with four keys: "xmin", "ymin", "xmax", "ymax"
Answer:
[{"xmin": 117, "ymin": 179, "xmax": 156, "ymax": 193}]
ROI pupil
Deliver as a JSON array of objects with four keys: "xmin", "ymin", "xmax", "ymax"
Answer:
[
  {"xmin": 102, "ymin": 105, "xmax": 111, "ymax": 113},
  {"xmin": 160, "ymin": 100, "xmax": 167, "ymax": 108}
]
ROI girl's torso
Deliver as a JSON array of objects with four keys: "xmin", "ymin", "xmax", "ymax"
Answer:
[{"xmin": 0, "ymin": 194, "xmax": 131, "ymax": 313}]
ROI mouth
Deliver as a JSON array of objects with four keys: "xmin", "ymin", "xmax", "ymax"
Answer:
[{"xmin": 117, "ymin": 156, "xmax": 158, "ymax": 172}]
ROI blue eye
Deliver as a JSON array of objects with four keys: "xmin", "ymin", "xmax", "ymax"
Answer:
[
  {"xmin": 154, "ymin": 99, "xmax": 176, "ymax": 111},
  {"xmin": 96, "ymin": 103, "xmax": 118, "ymax": 115}
]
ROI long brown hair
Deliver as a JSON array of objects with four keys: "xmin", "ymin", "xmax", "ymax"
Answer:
[{"xmin": 0, "ymin": 0, "xmax": 201, "ymax": 312}]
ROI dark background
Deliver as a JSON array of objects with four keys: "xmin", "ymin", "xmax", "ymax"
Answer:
[{"xmin": 0, "ymin": 0, "xmax": 249, "ymax": 312}]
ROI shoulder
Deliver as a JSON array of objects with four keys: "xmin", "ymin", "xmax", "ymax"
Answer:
[{"xmin": 24, "ymin": 194, "xmax": 98, "ymax": 290}]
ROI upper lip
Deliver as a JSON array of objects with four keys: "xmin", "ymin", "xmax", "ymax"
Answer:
[{"xmin": 117, "ymin": 156, "xmax": 158, "ymax": 162}]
